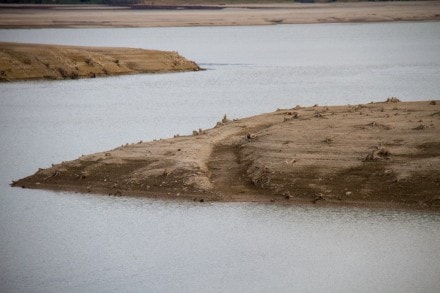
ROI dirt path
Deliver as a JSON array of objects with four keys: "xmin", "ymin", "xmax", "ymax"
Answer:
[{"xmin": 208, "ymin": 144, "xmax": 261, "ymax": 201}]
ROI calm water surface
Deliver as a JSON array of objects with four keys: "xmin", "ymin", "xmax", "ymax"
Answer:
[{"xmin": 1, "ymin": 22, "xmax": 440, "ymax": 292}]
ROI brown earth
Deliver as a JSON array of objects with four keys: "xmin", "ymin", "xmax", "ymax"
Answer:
[
  {"xmin": 0, "ymin": 42, "xmax": 200, "ymax": 82},
  {"xmin": 0, "ymin": 1, "xmax": 439, "ymax": 28},
  {"xmin": 12, "ymin": 99, "xmax": 440, "ymax": 210}
]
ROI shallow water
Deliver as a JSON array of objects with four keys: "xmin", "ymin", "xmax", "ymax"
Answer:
[
  {"xmin": 1, "ymin": 22, "xmax": 440, "ymax": 292},
  {"xmin": 1, "ymin": 192, "xmax": 440, "ymax": 292}
]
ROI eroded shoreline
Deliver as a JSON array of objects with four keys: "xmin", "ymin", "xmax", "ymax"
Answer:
[
  {"xmin": 12, "ymin": 99, "xmax": 440, "ymax": 210},
  {"xmin": 0, "ymin": 42, "xmax": 200, "ymax": 82}
]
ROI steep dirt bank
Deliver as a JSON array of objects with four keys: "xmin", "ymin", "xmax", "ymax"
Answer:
[
  {"xmin": 0, "ymin": 42, "xmax": 200, "ymax": 81},
  {"xmin": 13, "ymin": 100, "xmax": 440, "ymax": 210},
  {"xmin": 0, "ymin": 1, "xmax": 439, "ymax": 28}
]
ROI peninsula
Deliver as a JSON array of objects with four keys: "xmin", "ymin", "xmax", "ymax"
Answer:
[
  {"xmin": 0, "ymin": 42, "xmax": 200, "ymax": 81},
  {"xmin": 12, "ymin": 99, "xmax": 440, "ymax": 210}
]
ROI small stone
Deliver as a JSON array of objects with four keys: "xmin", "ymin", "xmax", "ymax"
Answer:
[
  {"xmin": 312, "ymin": 194, "xmax": 324, "ymax": 204},
  {"xmin": 413, "ymin": 124, "xmax": 427, "ymax": 130},
  {"xmin": 385, "ymin": 97, "xmax": 401, "ymax": 103}
]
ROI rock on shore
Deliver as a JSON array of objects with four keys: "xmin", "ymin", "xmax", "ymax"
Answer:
[
  {"xmin": 12, "ymin": 100, "xmax": 440, "ymax": 209},
  {"xmin": 0, "ymin": 42, "xmax": 201, "ymax": 81}
]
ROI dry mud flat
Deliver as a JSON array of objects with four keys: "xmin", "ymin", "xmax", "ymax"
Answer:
[
  {"xmin": 13, "ymin": 99, "xmax": 440, "ymax": 210},
  {"xmin": 0, "ymin": 1, "xmax": 439, "ymax": 28},
  {"xmin": 0, "ymin": 42, "xmax": 200, "ymax": 81}
]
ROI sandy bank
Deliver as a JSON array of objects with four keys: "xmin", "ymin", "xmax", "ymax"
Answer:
[
  {"xmin": 13, "ymin": 99, "xmax": 440, "ymax": 210},
  {"xmin": 0, "ymin": 42, "xmax": 200, "ymax": 81},
  {"xmin": 0, "ymin": 1, "xmax": 439, "ymax": 28}
]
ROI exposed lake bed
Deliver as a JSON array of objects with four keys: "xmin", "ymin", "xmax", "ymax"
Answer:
[
  {"xmin": 1, "ymin": 1, "xmax": 440, "ymax": 28},
  {"xmin": 0, "ymin": 42, "xmax": 200, "ymax": 82},
  {"xmin": 1, "ymin": 21, "xmax": 440, "ymax": 292},
  {"xmin": 13, "ymin": 99, "xmax": 440, "ymax": 210}
]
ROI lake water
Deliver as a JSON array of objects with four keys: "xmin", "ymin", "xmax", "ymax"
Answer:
[{"xmin": 1, "ymin": 22, "xmax": 440, "ymax": 292}]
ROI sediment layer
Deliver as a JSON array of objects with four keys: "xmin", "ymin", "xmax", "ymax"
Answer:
[
  {"xmin": 13, "ymin": 99, "xmax": 440, "ymax": 209},
  {"xmin": 0, "ymin": 42, "xmax": 200, "ymax": 81}
]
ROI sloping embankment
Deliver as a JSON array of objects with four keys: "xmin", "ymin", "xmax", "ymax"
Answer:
[
  {"xmin": 0, "ymin": 42, "xmax": 201, "ymax": 81},
  {"xmin": 12, "ymin": 99, "xmax": 440, "ymax": 210}
]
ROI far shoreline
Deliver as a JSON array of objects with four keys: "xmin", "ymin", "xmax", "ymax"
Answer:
[{"xmin": 0, "ymin": 1, "xmax": 439, "ymax": 28}]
